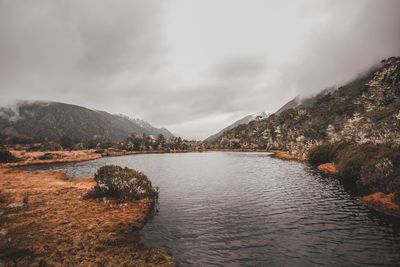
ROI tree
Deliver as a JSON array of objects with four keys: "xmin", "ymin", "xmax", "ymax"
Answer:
[
  {"xmin": 144, "ymin": 134, "xmax": 153, "ymax": 150},
  {"xmin": 155, "ymin": 134, "xmax": 166, "ymax": 150},
  {"xmin": 59, "ymin": 136, "xmax": 74, "ymax": 150}
]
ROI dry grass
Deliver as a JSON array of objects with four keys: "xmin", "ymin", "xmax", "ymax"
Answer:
[
  {"xmin": 4, "ymin": 150, "xmax": 102, "ymax": 167},
  {"xmin": 317, "ymin": 163, "xmax": 338, "ymax": 174},
  {"xmin": 0, "ymin": 168, "xmax": 176, "ymax": 266},
  {"xmin": 363, "ymin": 192, "xmax": 400, "ymax": 217},
  {"xmin": 270, "ymin": 150, "xmax": 307, "ymax": 161}
]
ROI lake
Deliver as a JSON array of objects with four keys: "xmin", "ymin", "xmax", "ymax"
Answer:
[{"xmin": 23, "ymin": 152, "xmax": 400, "ymax": 266}]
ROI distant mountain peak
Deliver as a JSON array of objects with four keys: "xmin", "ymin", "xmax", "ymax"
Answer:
[
  {"xmin": 0, "ymin": 101, "xmax": 175, "ymax": 141},
  {"xmin": 205, "ymin": 111, "xmax": 270, "ymax": 141}
]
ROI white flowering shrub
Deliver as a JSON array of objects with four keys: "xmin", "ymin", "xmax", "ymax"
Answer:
[{"xmin": 94, "ymin": 165, "xmax": 158, "ymax": 200}]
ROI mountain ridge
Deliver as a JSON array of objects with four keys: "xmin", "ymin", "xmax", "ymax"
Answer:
[
  {"xmin": 0, "ymin": 101, "xmax": 174, "ymax": 141},
  {"xmin": 205, "ymin": 111, "xmax": 269, "ymax": 141},
  {"xmin": 207, "ymin": 56, "xmax": 400, "ymax": 155}
]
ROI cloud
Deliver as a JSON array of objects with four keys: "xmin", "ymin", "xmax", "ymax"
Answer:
[
  {"xmin": 211, "ymin": 56, "xmax": 266, "ymax": 79},
  {"xmin": 0, "ymin": 0, "xmax": 166, "ymax": 103},
  {"xmin": 283, "ymin": 0, "xmax": 400, "ymax": 97},
  {"xmin": 0, "ymin": 0, "xmax": 399, "ymax": 139}
]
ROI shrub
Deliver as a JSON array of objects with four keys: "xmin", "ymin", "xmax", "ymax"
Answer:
[
  {"xmin": 394, "ymin": 181, "xmax": 400, "ymax": 205},
  {"xmin": 335, "ymin": 144, "xmax": 366, "ymax": 188},
  {"xmin": 38, "ymin": 153, "xmax": 63, "ymax": 160},
  {"xmin": 308, "ymin": 144, "xmax": 332, "ymax": 165},
  {"xmin": 308, "ymin": 142, "xmax": 348, "ymax": 165},
  {"xmin": 26, "ymin": 144, "xmax": 42, "ymax": 152},
  {"xmin": 0, "ymin": 149, "xmax": 21, "ymax": 163},
  {"xmin": 308, "ymin": 142, "xmax": 400, "ymax": 197},
  {"xmin": 359, "ymin": 157, "xmax": 395, "ymax": 194},
  {"xmin": 59, "ymin": 136, "xmax": 75, "ymax": 150},
  {"xmin": 335, "ymin": 143, "xmax": 400, "ymax": 195},
  {"xmin": 94, "ymin": 165, "xmax": 158, "ymax": 200}
]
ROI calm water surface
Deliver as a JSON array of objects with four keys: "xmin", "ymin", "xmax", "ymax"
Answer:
[{"xmin": 23, "ymin": 152, "xmax": 400, "ymax": 266}]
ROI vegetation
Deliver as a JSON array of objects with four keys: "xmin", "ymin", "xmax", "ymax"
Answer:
[
  {"xmin": 0, "ymin": 149, "xmax": 20, "ymax": 163},
  {"xmin": 38, "ymin": 153, "xmax": 63, "ymax": 160},
  {"xmin": 307, "ymin": 142, "xmax": 400, "ymax": 204},
  {"xmin": 308, "ymin": 143, "xmax": 348, "ymax": 165},
  {"xmin": 59, "ymin": 136, "xmax": 75, "ymax": 150},
  {"xmin": 208, "ymin": 57, "xmax": 400, "ymax": 157},
  {"xmin": 94, "ymin": 165, "xmax": 158, "ymax": 200},
  {"xmin": 0, "ymin": 132, "xmax": 203, "ymax": 152},
  {"xmin": 123, "ymin": 133, "xmax": 197, "ymax": 151}
]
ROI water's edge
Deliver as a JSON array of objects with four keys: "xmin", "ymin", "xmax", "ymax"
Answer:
[{"xmin": 21, "ymin": 152, "xmax": 400, "ymax": 266}]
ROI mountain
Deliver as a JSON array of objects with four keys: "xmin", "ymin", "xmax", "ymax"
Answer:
[
  {"xmin": 205, "ymin": 111, "xmax": 269, "ymax": 141},
  {"xmin": 0, "ymin": 101, "xmax": 174, "ymax": 141},
  {"xmin": 274, "ymin": 87, "xmax": 336, "ymax": 115},
  {"xmin": 208, "ymin": 56, "xmax": 400, "ymax": 155},
  {"xmin": 206, "ymin": 85, "xmax": 337, "ymax": 142}
]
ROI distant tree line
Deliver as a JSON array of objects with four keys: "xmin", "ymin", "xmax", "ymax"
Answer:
[{"xmin": 0, "ymin": 133, "xmax": 204, "ymax": 152}]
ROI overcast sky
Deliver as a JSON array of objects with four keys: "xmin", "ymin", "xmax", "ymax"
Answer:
[{"xmin": 1, "ymin": 0, "xmax": 399, "ymax": 139}]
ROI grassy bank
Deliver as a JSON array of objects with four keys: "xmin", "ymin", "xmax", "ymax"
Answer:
[
  {"xmin": 269, "ymin": 150, "xmax": 307, "ymax": 161},
  {"xmin": 307, "ymin": 143, "xmax": 400, "ymax": 216},
  {"xmin": 1, "ymin": 148, "xmax": 270, "ymax": 168},
  {"xmin": 0, "ymin": 167, "xmax": 176, "ymax": 266}
]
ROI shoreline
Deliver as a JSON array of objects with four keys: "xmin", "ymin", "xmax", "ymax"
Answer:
[
  {"xmin": 0, "ymin": 148, "xmax": 269, "ymax": 265},
  {"xmin": 2, "ymin": 148, "xmax": 399, "ymax": 264},
  {"xmin": 0, "ymin": 150, "xmax": 178, "ymax": 266},
  {"xmin": 3, "ymin": 148, "xmax": 270, "ymax": 168},
  {"xmin": 6, "ymin": 148, "xmax": 399, "ymax": 219},
  {"xmin": 362, "ymin": 193, "xmax": 400, "ymax": 218},
  {"xmin": 0, "ymin": 167, "xmax": 176, "ymax": 266},
  {"xmin": 317, "ymin": 163, "xmax": 338, "ymax": 174},
  {"xmin": 268, "ymin": 150, "xmax": 307, "ymax": 161},
  {"xmin": 267, "ymin": 150, "xmax": 400, "ymax": 218}
]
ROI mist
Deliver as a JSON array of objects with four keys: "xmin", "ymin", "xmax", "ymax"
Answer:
[{"xmin": 0, "ymin": 0, "xmax": 399, "ymax": 139}]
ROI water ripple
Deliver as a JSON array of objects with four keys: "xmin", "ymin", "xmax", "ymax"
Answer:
[{"xmin": 23, "ymin": 152, "xmax": 400, "ymax": 266}]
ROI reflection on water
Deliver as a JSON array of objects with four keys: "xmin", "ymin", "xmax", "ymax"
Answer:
[{"xmin": 23, "ymin": 152, "xmax": 400, "ymax": 266}]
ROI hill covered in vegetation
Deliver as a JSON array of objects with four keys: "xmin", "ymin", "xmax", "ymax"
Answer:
[
  {"xmin": 205, "ymin": 112, "xmax": 269, "ymax": 141},
  {"xmin": 207, "ymin": 57, "xmax": 400, "ymax": 156},
  {"xmin": 0, "ymin": 101, "xmax": 174, "ymax": 142}
]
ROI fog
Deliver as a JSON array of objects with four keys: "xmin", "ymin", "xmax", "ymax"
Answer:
[{"xmin": 1, "ymin": 0, "xmax": 399, "ymax": 139}]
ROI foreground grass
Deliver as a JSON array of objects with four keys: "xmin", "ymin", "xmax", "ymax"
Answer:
[{"xmin": 0, "ymin": 168, "xmax": 175, "ymax": 266}]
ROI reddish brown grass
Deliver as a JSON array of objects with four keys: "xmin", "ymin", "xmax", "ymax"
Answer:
[
  {"xmin": 363, "ymin": 192, "xmax": 400, "ymax": 217},
  {"xmin": 0, "ymin": 168, "xmax": 175, "ymax": 266},
  {"xmin": 318, "ymin": 163, "xmax": 338, "ymax": 174},
  {"xmin": 269, "ymin": 150, "xmax": 307, "ymax": 161}
]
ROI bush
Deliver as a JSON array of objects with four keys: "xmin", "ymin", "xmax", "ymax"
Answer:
[
  {"xmin": 308, "ymin": 143, "xmax": 348, "ymax": 165},
  {"xmin": 0, "ymin": 149, "xmax": 21, "ymax": 163},
  {"xmin": 394, "ymin": 181, "xmax": 400, "ymax": 205},
  {"xmin": 94, "ymin": 165, "xmax": 158, "ymax": 200},
  {"xmin": 308, "ymin": 144, "xmax": 332, "ymax": 165},
  {"xmin": 335, "ymin": 143, "xmax": 400, "ymax": 195},
  {"xmin": 38, "ymin": 153, "xmax": 63, "ymax": 160},
  {"xmin": 359, "ymin": 157, "xmax": 395, "ymax": 194},
  {"xmin": 59, "ymin": 136, "xmax": 75, "ymax": 150},
  {"xmin": 308, "ymin": 142, "xmax": 400, "ymax": 197},
  {"xmin": 26, "ymin": 144, "xmax": 42, "ymax": 152}
]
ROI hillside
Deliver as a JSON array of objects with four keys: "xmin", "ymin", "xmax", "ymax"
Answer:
[
  {"xmin": 207, "ymin": 57, "xmax": 400, "ymax": 155},
  {"xmin": 0, "ymin": 101, "xmax": 174, "ymax": 141},
  {"xmin": 274, "ymin": 87, "xmax": 336, "ymax": 115},
  {"xmin": 205, "ymin": 112, "xmax": 269, "ymax": 141}
]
